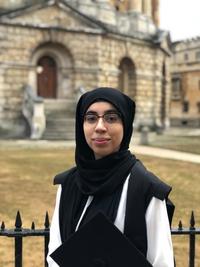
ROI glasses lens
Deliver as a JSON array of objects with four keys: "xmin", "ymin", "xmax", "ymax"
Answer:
[
  {"xmin": 104, "ymin": 113, "xmax": 120, "ymax": 123},
  {"xmin": 84, "ymin": 114, "xmax": 98, "ymax": 124}
]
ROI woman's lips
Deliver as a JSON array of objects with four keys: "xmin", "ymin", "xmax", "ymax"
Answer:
[{"xmin": 92, "ymin": 138, "xmax": 111, "ymax": 145}]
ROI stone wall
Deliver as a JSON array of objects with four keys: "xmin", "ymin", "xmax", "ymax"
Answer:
[{"xmin": 0, "ymin": 24, "xmax": 100, "ymax": 122}]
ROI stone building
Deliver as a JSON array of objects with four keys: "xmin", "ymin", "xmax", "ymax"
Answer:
[
  {"xmin": 0, "ymin": 0, "xmax": 171, "ymax": 139},
  {"xmin": 170, "ymin": 37, "xmax": 200, "ymax": 127}
]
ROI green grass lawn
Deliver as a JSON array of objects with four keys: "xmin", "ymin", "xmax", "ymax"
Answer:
[{"xmin": 0, "ymin": 146, "xmax": 199, "ymax": 266}]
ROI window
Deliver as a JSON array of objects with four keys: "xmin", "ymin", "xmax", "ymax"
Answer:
[
  {"xmin": 196, "ymin": 51, "xmax": 200, "ymax": 60},
  {"xmin": 118, "ymin": 57, "xmax": 136, "ymax": 97},
  {"xmin": 171, "ymin": 78, "xmax": 181, "ymax": 100},
  {"xmin": 184, "ymin": 53, "xmax": 189, "ymax": 61},
  {"xmin": 197, "ymin": 102, "xmax": 200, "ymax": 113},
  {"xmin": 183, "ymin": 101, "xmax": 189, "ymax": 113}
]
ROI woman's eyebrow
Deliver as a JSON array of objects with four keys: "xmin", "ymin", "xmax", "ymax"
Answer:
[
  {"xmin": 85, "ymin": 111, "xmax": 98, "ymax": 115},
  {"xmin": 86, "ymin": 109, "xmax": 117, "ymax": 114}
]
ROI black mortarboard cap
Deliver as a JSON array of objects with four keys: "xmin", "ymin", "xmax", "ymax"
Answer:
[{"xmin": 50, "ymin": 212, "xmax": 152, "ymax": 267}]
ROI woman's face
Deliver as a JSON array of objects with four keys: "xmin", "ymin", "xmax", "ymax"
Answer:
[{"xmin": 83, "ymin": 101, "xmax": 124, "ymax": 159}]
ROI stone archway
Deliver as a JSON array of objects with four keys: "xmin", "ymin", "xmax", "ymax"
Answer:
[
  {"xmin": 118, "ymin": 57, "xmax": 136, "ymax": 99},
  {"xmin": 29, "ymin": 42, "xmax": 74, "ymax": 99}
]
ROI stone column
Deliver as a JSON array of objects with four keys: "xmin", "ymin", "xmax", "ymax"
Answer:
[
  {"xmin": 128, "ymin": 0, "xmax": 142, "ymax": 12},
  {"xmin": 152, "ymin": 0, "xmax": 160, "ymax": 26},
  {"xmin": 143, "ymin": 0, "xmax": 152, "ymax": 17}
]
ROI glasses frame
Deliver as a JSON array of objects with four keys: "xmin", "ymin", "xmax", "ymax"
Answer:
[{"xmin": 84, "ymin": 111, "xmax": 122, "ymax": 125}]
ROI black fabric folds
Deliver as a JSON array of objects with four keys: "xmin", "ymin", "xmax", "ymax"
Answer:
[
  {"xmin": 75, "ymin": 87, "xmax": 136, "ymax": 196},
  {"xmin": 76, "ymin": 150, "xmax": 135, "ymax": 196}
]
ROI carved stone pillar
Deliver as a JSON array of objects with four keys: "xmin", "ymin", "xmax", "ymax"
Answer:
[
  {"xmin": 152, "ymin": 0, "xmax": 160, "ymax": 26},
  {"xmin": 143, "ymin": 0, "xmax": 152, "ymax": 17},
  {"xmin": 128, "ymin": 0, "xmax": 142, "ymax": 12}
]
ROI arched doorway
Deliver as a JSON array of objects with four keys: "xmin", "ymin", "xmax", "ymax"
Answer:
[
  {"xmin": 37, "ymin": 56, "xmax": 57, "ymax": 98},
  {"xmin": 118, "ymin": 57, "xmax": 136, "ymax": 99}
]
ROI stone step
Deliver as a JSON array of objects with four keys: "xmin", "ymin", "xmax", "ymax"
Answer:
[
  {"xmin": 45, "ymin": 112, "xmax": 72, "ymax": 120},
  {"xmin": 43, "ymin": 129, "xmax": 75, "ymax": 140},
  {"xmin": 46, "ymin": 116, "xmax": 75, "ymax": 126},
  {"xmin": 43, "ymin": 117, "xmax": 75, "ymax": 140},
  {"xmin": 44, "ymin": 127, "xmax": 75, "ymax": 135},
  {"xmin": 42, "ymin": 132, "xmax": 74, "ymax": 140},
  {"xmin": 44, "ymin": 99, "xmax": 76, "ymax": 115},
  {"xmin": 42, "ymin": 100, "xmax": 76, "ymax": 140}
]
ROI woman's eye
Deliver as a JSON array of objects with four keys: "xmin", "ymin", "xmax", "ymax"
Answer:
[
  {"xmin": 105, "ymin": 114, "xmax": 119, "ymax": 123},
  {"xmin": 85, "ymin": 115, "xmax": 97, "ymax": 123}
]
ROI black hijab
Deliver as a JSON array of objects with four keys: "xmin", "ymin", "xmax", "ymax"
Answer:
[{"xmin": 75, "ymin": 87, "xmax": 137, "ymax": 196}]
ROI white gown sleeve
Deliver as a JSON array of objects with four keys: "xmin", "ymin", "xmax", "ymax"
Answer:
[
  {"xmin": 145, "ymin": 197, "xmax": 174, "ymax": 267},
  {"xmin": 47, "ymin": 185, "xmax": 62, "ymax": 267}
]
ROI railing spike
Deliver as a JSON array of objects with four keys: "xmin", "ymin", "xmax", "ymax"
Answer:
[
  {"xmin": 190, "ymin": 211, "xmax": 195, "ymax": 230},
  {"xmin": 44, "ymin": 211, "xmax": 50, "ymax": 229},
  {"xmin": 178, "ymin": 220, "xmax": 183, "ymax": 230},
  {"xmin": 31, "ymin": 221, "xmax": 35, "ymax": 230},
  {"xmin": 1, "ymin": 221, "xmax": 5, "ymax": 230},
  {"xmin": 15, "ymin": 210, "xmax": 22, "ymax": 231}
]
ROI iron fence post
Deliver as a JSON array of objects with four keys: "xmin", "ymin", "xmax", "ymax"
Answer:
[
  {"xmin": 189, "ymin": 233, "xmax": 195, "ymax": 267},
  {"xmin": 15, "ymin": 236, "xmax": 23, "ymax": 267},
  {"xmin": 15, "ymin": 211, "xmax": 23, "ymax": 267},
  {"xmin": 44, "ymin": 233, "xmax": 49, "ymax": 267},
  {"xmin": 189, "ymin": 211, "xmax": 195, "ymax": 267},
  {"xmin": 44, "ymin": 212, "xmax": 50, "ymax": 267}
]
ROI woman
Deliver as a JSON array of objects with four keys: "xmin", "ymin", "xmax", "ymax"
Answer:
[{"xmin": 47, "ymin": 87, "xmax": 174, "ymax": 267}]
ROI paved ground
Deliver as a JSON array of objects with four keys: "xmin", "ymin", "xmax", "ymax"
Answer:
[
  {"xmin": 131, "ymin": 145, "xmax": 200, "ymax": 164},
  {"xmin": 1, "ymin": 139, "xmax": 200, "ymax": 164},
  {"xmin": 164, "ymin": 127, "xmax": 200, "ymax": 136}
]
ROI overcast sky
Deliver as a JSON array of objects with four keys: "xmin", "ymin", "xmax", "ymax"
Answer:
[{"xmin": 160, "ymin": 0, "xmax": 200, "ymax": 41}]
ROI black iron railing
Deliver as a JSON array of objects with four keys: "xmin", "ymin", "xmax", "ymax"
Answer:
[
  {"xmin": 171, "ymin": 211, "xmax": 200, "ymax": 267},
  {"xmin": 0, "ymin": 211, "xmax": 200, "ymax": 267},
  {"xmin": 0, "ymin": 211, "xmax": 49, "ymax": 267}
]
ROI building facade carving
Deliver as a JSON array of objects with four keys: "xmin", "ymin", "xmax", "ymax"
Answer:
[{"xmin": 0, "ymin": 0, "xmax": 171, "ymax": 139}]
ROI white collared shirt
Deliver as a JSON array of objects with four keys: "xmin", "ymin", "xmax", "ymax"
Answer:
[{"xmin": 47, "ymin": 175, "xmax": 174, "ymax": 267}]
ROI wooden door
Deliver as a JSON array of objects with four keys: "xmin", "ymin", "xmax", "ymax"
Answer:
[{"xmin": 37, "ymin": 56, "xmax": 57, "ymax": 98}]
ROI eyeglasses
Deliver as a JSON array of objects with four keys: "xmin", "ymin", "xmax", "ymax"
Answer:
[{"xmin": 84, "ymin": 112, "xmax": 122, "ymax": 124}]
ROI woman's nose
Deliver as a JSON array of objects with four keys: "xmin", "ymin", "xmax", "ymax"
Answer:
[{"xmin": 94, "ymin": 118, "xmax": 107, "ymax": 132}]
